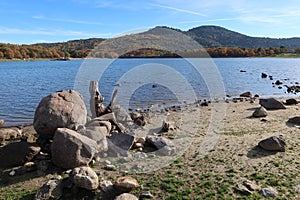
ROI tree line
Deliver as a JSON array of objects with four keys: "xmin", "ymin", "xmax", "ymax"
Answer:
[{"xmin": 0, "ymin": 42, "xmax": 300, "ymax": 59}]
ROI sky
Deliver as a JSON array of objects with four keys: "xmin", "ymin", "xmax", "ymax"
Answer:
[{"xmin": 1, "ymin": 0, "xmax": 300, "ymax": 44}]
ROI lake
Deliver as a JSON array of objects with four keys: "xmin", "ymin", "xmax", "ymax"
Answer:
[{"xmin": 0, "ymin": 58, "xmax": 299, "ymax": 125}]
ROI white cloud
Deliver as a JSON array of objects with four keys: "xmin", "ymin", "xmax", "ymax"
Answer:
[
  {"xmin": 151, "ymin": 3, "xmax": 207, "ymax": 16},
  {"xmin": 0, "ymin": 26, "xmax": 112, "ymax": 38},
  {"xmin": 32, "ymin": 15, "xmax": 103, "ymax": 25}
]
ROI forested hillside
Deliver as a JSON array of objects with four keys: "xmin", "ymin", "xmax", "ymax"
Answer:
[{"xmin": 1, "ymin": 25, "xmax": 300, "ymax": 59}]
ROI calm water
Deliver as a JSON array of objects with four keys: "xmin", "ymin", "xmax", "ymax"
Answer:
[{"xmin": 0, "ymin": 58, "xmax": 299, "ymax": 125}]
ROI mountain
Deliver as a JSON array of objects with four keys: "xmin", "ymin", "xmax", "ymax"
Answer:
[
  {"xmin": 1, "ymin": 25, "xmax": 300, "ymax": 60},
  {"xmin": 186, "ymin": 25, "xmax": 300, "ymax": 49}
]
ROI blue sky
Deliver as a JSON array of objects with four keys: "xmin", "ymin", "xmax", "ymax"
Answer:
[{"xmin": 1, "ymin": 0, "xmax": 300, "ymax": 44}]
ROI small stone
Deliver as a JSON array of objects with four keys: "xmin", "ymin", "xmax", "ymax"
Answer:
[
  {"xmin": 287, "ymin": 116, "xmax": 300, "ymax": 125},
  {"xmin": 258, "ymin": 136, "xmax": 286, "ymax": 152},
  {"xmin": 235, "ymin": 183, "xmax": 252, "ymax": 195},
  {"xmin": 115, "ymin": 193, "xmax": 138, "ymax": 200},
  {"xmin": 140, "ymin": 191, "xmax": 154, "ymax": 199},
  {"xmin": 136, "ymin": 137, "xmax": 146, "ymax": 144},
  {"xmin": 35, "ymin": 179, "xmax": 63, "ymax": 200},
  {"xmin": 9, "ymin": 170, "xmax": 16, "ymax": 176},
  {"xmin": 259, "ymin": 187, "xmax": 278, "ymax": 198},
  {"xmin": 114, "ymin": 176, "xmax": 139, "ymax": 192},
  {"xmin": 252, "ymin": 107, "xmax": 268, "ymax": 118},
  {"xmin": 105, "ymin": 164, "xmax": 117, "ymax": 171},
  {"xmin": 243, "ymin": 180, "xmax": 260, "ymax": 191},
  {"xmin": 293, "ymin": 185, "xmax": 300, "ymax": 192},
  {"xmin": 285, "ymin": 98, "xmax": 298, "ymax": 105},
  {"xmin": 99, "ymin": 180, "xmax": 114, "ymax": 192},
  {"xmin": 104, "ymin": 160, "xmax": 112, "ymax": 165},
  {"xmin": 133, "ymin": 142, "xmax": 143, "ymax": 149}
]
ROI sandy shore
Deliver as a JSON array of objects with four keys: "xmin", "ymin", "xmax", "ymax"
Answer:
[{"xmin": 0, "ymin": 97, "xmax": 300, "ymax": 199}]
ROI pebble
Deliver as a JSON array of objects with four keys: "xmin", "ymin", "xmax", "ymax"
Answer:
[
  {"xmin": 105, "ymin": 164, "xmax": 117, "ymax": 171},
  {"xmin": 140, "ymin": 191, "xmax": 154, "ymax": 199},
  {"xmin": 9, "ymin": 170, "xmax": 16, "ymax": 176}
]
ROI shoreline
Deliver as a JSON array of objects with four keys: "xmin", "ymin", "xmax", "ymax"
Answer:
[
  {"xmin": 1, "ymin": 55, "xmax": 300, "ymax": 62},
  {"xmin": 0, "ymin": 96, "xmax": 298, "ymax": 128},
  {"xmin": 1, "ymin": 96, "xmax": 300, "ymax": 199}
]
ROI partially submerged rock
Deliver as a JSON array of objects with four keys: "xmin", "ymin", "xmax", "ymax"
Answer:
[
  {"xmin": 259, "ymin": 98, "xmax": 286, "ymax": 110},
  {"xmin": 51, "ymin": 128, "xmax": 97, "ymax": 169},
  {"xmin": 240, "ymin": 91, "xmax": 252, "ymax": 98},
  {"xmin": 34, "ymin": 90, "xmax": 87, "ymax": 139},
  {"xmin": 258, "ymin": 136, "xmax": 286, "ymax": 152}
]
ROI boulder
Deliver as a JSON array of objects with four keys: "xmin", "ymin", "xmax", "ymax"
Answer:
[
  {"xmin": 259, "ymin": 98, "xmax": 286, "ymax": 110},
  {"xmin": 71, "ymin": 166, "xmax": 99, "ymax": 190},
  {"xmin": 114, "ymin": 176, "xmax": 139, "ymax": 192},
  {"xmin": 252, "ymin": 107, "xmax": 268, "ymax": 118},
  {"xmin": 259, "ymin": 187, "xmax": 278, "ymax": 198},
  {"xmin": 51, "ymin": 128, "xmax": 97, "ymax": 169},
  {"xmin": 285, "ymin": 98, "xmax": 298, "ymax": 105},
  {"xmin": 146, "ymin": 136, "xmax": 176, "ymax": 156},
  {"xmin": 115, "ymin": 193, "xmax": 139, "ymax": 200},
  {"xmin": 34, "ymin": 90, "xmax": 87, "ymax": 139},
  {"xmin": 240, "ymin": 91, "xmax": 252, "ymax": 98},
  {"xmin": 35, "ymin": 179, "xmax": 63, "ymax": 200},
  {"xmin": 258, "ymin": 136, "xmax": 286, "ymax": 152},
  {"xmin": 287, "ymin": 116, "xmax": 300, "ymax": 125},
  {"xmin": 0, "ymin": 141, "xmax": 40, "ymax": 168}
]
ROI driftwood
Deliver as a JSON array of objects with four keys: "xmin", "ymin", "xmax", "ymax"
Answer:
[
  {"xmin": 89, "ymin": 81, "xmax": 118, "ymax": 118},
  {"xmin": 89, "ymin": 81, "xmax": 123, "ymax": 132}
]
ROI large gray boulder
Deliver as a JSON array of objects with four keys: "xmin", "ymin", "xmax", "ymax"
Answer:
[
  {"xmin": 34, "ymin": 90, "xmax": 87, "ymax": 139},
  {"xmin": 71, "ymin": 166, "xmax": 99, "ymax": 190},
  {"xmin": 0, "ymin": 141, "xmax": 40, "ymax": 168},
  {"xmin": 258, "ymin": 136, "xmax": 286, "ymax": 152},
  {"xmin": 51, "ymin": 128, "xmax": 97, "ymax": 169},
  {"xmin": 259, "ymin": 98, "xmax": 286, "ymax": 110}
]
